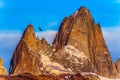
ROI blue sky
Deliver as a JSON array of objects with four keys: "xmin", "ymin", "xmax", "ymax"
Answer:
[{"xmin": 0, "ymin": 0, "xmax": 120, "ymax": 71}]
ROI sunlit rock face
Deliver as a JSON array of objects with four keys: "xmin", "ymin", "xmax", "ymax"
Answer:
[
  {"xmin": 116, "ymin": 59, "xmax": 120, "ymax": 74},
  {"xmin": 0, "ymin": 58, "xmax": 8, "ymax": 75},
  {"xmin": 9, "ymin": 24, "xmax": 52, "ymax": 75},
  {"xmin": 53, "ymin": 6, "xmax": 118, "ymax": 78},
  {"xmin": 10, "ymin": 6, "xmax": 119, "ymax": 78}
]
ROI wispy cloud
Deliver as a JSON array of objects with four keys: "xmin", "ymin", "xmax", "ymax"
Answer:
[
  {"xmin": 0, "ymin": 0, "xmax": 4, "ymax": 8},
  {"xmin": 0, "ymin": 30, "xmax": 22, "ymax": 70},
  {"xmin": 0, "ymin": 30, "xmax": 22, "ymax": 49},
  {"xmin": 36, "ymin": 30, "xmax": 57, "ymax": 45},
  {"xmin": 102, "ymin": 26, "xmax": 120, "ymax": 62}
]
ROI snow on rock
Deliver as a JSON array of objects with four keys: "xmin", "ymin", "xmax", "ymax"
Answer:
[
  {"xmin": 99, "ymin": 76, "xmax": 120, "ymax": 80},
  {"xmin": 65, "ymin": 45, "xmax": 87, "ymax": 60},
  {"xmin": 41, "ymin": 54, "xmax": 73, "ymax": 75},
  {"xmin": 81, "ymin": 72, "xmax": 120, "ymax": 80},
  {"xmin": 73, "ymin": 10, "xmax": 78, "ymax": 16}
]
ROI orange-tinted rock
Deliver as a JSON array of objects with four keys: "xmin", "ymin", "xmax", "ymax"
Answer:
[
  {"xmin": 10, "ymin": 24, "xmax": 52, "ymax": 75},
  {"xmin": 0, "ymin": 58, "xmax": 3, "ymax": 66},
  {"xmin": 10, "ymin": 24, "xmax": 41, "ymax": 75},
  {"xmin": 10, "ymin": 6, "xmax": 119, "ymax": 78},
  {"xmin": 0, "ymin": 73, "xmax": 37, "ymax": 80},
  {"xmin": 0, "ymin": 58, "xmax": 8, "ymax": 75},
  {"xmin": 116, "ymin": 59, "xmax": 120, "ymax": 74},
  {"xmin": 0, "ymin": 73, "xmax": 89, "ymax": 80},
  {"xmin": 53, "ymin": 6, "xmax": 118, "ymax": 78}
]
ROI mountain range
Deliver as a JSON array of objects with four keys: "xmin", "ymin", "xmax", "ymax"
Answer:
[{"xmin": 0, "ymin": 6, "xmax": 120, "ymax": 80}]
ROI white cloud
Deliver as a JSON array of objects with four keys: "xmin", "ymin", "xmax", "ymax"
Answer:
[
  {"xmin": 0, "ymin": 0, "xmax": 4, "ymax": 8},
  {"xmin": 36, "ymin": 30, "xmax": 57, "ymax": 45},
  {"xmin": 0, "ymin": 30, "xmax": 22, "ymax": 47},
  {"xmin": 102, "ymin": 26, "xmax": 120, "ymax": 61},
  {"xmin": 0, "ymin": 30, "xmax": 22, "ymax": 70}
]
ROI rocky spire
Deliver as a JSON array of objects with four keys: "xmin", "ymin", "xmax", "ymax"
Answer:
[
  {"xmin": 53, "ymin": 6, "xmax": 94, "ymax": 50},
  {"xmin": 9, "ymin": 6, "xmax": 119, "ymax": 78},
  {"xmin": 53, "ymin": 6, "xmax": 118, "ymax": 78},
  {"xmin": 21, "ymin": 24, "xmax": 37, "ymax": 51},
  {"xmin": 10, "ymin": 24, "xmax": 52, "ymax": 75},
  {"xmin": 10, "ymin": 24, "xmax": 41, "ymax": 75}
]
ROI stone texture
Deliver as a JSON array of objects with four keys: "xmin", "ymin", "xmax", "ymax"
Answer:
[
  {"xmin": 10, "ymin": 24, "xmax": 51, "ymax": 75},
  {"xmin": 85, "ymin": 74, "xmax": 100, "ymax": 80},
  {"xmin": 0, "ymin": 73, "xmax": 89, "ymax": 80},
  {"xmin": 116, "ymin": 59, "xmax": 120, "ymax": 74},
  {"xmin": 53, "ymin": 6, "xmax": 118, "ymax": 78},
  {"xmin": 0, "ymin": 58, "xmax": 8, "ymax": 75},
  {"xmin": 10, "ymin": 6, "xmax": 119, "ymax": 79}
]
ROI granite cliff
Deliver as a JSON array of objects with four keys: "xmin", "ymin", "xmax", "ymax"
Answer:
[
  {"xmin": 9, "ymin": 6, "xmax": 119, "ymax": 79},
  {"xmin": 53, "ymin": 6, "xmax": 118, "ymax": 78},
  {"xmin": 10, "ymin": 24, "xmax": 52, "ymax": 75}
]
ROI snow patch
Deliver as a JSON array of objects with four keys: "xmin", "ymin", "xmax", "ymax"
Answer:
[
  {"xmin": 65, "ymin": 45, "xmax": 87, "ymax": 60},
  {"xmin": 81, "ymin": 72, "xmax": 120, "ymax": 80},
  {"xmin": 41, "ymin": 54, "xmax": 73, "ymax": 75},
  {"xmin": 99, "ymin": 76, "xmax": 120, "ymax": 80},
  {"xmin": 73, "ymin": 11, "xmax": 78, "ymax": 16},
  {"xmin": 104, "ymin": 51, "xmax": 108, "ymax": 54}
]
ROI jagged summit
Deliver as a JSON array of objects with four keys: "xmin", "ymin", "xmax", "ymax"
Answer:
[
  {"xmin": 53, "ymin": 6, "xmax": 94, "ymax": 50},
  {"xmin": 21, "ymin": 24, "xmax": 37, "ymax": 51},
  {"xmin": 41, "ymin": 37, "xmax": 47, "ymax": 44},
  {"xmin": 53, "ymin": 6, "xmax": 118, "ymax": 78},
  {"xmin": 22, "ymin": 24, "xmax": 35, "ymax": 40},
  {"xmin": 22, "ymin": 24, "xmax": 35, "ymax": 38},
  {"xmin": 73, "ymin": 6, "xmax": 90, "ymax": 15},
  {"xmin": 10, "ymin": 24, "xmax": 52, "ymax": 75},
  {"xmin": 78, "ymin": 6, "xmax": 89, "ymax": 13},
  {"xmin": 10, "ymin": 6, "xmax": 120, "ymax": 79}
]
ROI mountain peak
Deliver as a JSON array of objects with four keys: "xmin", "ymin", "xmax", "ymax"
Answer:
[
  {"xmin": 41, "ymin": 37, "xmax": 47, "ymax": 44},
  {"xmin": 10, "ymin": 6, "xmax": 120, "ymax": 78},
  {"xmin": 53, "ymin": 6, "xmax": 118, "ymax": 78},
  {"xmin": 20, "ymin": 24, "xmax": 37, "ymax": 51},
  {"xmin": 23, "ymin": 24, "xmax": 35, "ymax": 37},
  {"xmin": 53, "ymin": 6, "xmax": 94, "ymax": 50},
  {"xmin": 10, "ymin": 24, "xmax": 51, "ymax": 75},
  {"xmin": 78, "ymin": 6, "xmax": 89, "ymax": 11},
  {"xmin": 73, "ymin": 6, "xmax": 91, "ymax": 17}
]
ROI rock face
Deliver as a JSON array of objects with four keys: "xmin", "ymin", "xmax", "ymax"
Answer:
[
  {"xmin": 116, "ymin": 59, "xmax": 120, "ymax": 74},
  {"xmin": 0, "ymin": 58, "xmax": 8, "ymax": 75},
  {"xmin": 0, "ymin": 73, "xmax": 89, "ymax": 80},
  {"xmin": 53, "ymin": 6, "xmax": 118, "ymax": 78},
  {"xmin": 10, "ymin": 6, "xmax": 119, "ymax": 78},
  {"xmin": 10, "ymin": 24, "xmax": 51, "ymax": 75}
]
